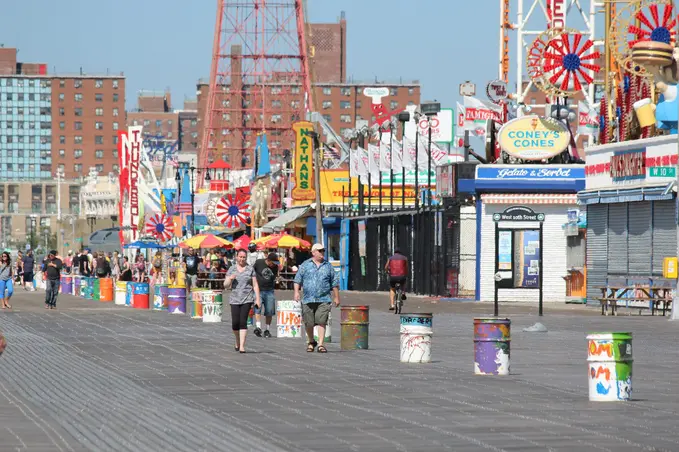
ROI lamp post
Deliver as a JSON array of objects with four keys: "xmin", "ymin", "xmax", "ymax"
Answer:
[
  {"xmin": 420, "ymin": 101, "xmax": 441, "ymax": 208},
  {"xmin": 398, "ymin": 111, "xmax": 410, "ymax": 210},
  {"xmin": 29, "ymin": 215, "xmax": 36, "ymax": 251}
]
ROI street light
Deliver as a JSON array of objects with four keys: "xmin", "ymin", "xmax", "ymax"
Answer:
[
  {"xmin": 398, "ymin": 111, "xmax": 411, "ymax": 209},
  {"xmin": 420, "ymin": 101, "xmax": 441, "ymax": 208}
]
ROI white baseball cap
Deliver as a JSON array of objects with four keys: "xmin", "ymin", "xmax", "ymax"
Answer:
[{"xmin": 311, "ymin": 243, "xmax": 325, "ymax": 252}]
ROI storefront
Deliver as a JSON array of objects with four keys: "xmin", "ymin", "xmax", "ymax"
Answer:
[
  {"xmin": 577, "ymin": 135, "xmax": 677, "ymax": 304},
  {"xmin": 459, "ymin": 164, "xmax": 585, "ymax": 303}
]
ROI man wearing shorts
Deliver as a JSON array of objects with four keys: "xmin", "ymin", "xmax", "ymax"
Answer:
[
  {"xmin": 294, "ymin": 243, "xmax": 340, "ymax": 353},
  {"xmin": 253, "ymin": 252, "xmax": 279, "ymax": 338},
  {"xmin": 385, "ymin": 248, "xmax": 408, "ymax": 311},
  {"xmin": 183, "ymin": 248, "xmax": 199, "ymax": 293}
]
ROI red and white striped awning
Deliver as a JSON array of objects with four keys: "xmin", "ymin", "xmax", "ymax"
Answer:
[{"xmin": 481, "ymin": 193, "xmax": 578, "ymax": 205}]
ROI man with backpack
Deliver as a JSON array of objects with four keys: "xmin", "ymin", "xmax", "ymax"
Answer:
[{"xmin": 385, "ymin": 248, "xmax": 408, "ymax": 311}]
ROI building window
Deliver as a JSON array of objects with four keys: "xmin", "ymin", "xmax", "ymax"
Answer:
[
  {"xmin": 272, "ymin": 100, "xmax": 281, "ymax": 108},
  {"xmin": 291, "ymin": 86, "xmax": 300, "ymax": 94},
  {"xmin": 95, "ymin": 108, "xmax": 104, "ymax": 116},
  {"xmin": 322, "ymin": 101, "xmax": 332, "ymax": 109},
  {"xmin": 191, "ymin": 119, "xmax": 197, "ymax": 127},
  {"xmin": 59, "ymin": 121, "xmax": 65, "ymax": 130},
  {"xmin": 74, "ymin": 94, "xmax": 83, "ymax": 102},
  {"xmin": 74, "ymin": 80, "xmax": 82, "ymax": 88},
  {"xmin": 113, "ymin": 93, "xmax": 119, "ymax": 102},
  {"xmin": 95, "ymin": 122, "xmax": 104, "ymax": 130},
  {"xmin": 74, "ymin": 108, "xmax": 82, "ymax": 116},
  {"xmin": 58, "ymin": 93, "xmax": 65, "ymax": 102},
  {"xmin": 167, "ymin": 132, "xmax": 173, "ymax": 138},
  {"xmin": 95, "ymin": 150, "xmax": 104, "ymax": 159},
  {"xmin": 58, "ymin": 163, "xmax": 65, "ymax": 173},
  {"xmin": 155, "ymin": 120, "xmax": 162, "ymax": 128},
  {"xmin": 112, "ymin": 122, "xmax": 119, "ymax": 130},
  {"xmin": 95, "ymin": 79, "xmax": 103, "ymax": 88},
  {"xmin": 74, "ymin": 136, "xmax": 83, "ymax": 144},
  {"xmin": 74, "ymin": 150, "xmax": 83, "ymax": 159},
  {"xmin": 95, "ymin": 164, "xmax": 104, "ymax": 173},
  {"xmin": 113, "ymin": 149, "xmax": 118, "ymax": 158},
  {"xmin": 112, "ymin": 80, "xmax": 119, "ymax": 89},
  {"xmin": 340, "ymin": 101, "xmax": 351, "ymax": 109},
  {"xmin": 222, "ymin": 128, "xmax": 230, "ymax": 135},
  {"xmin": 341, "ymin": 87, "xmax": 351, "ymax": 96},
  {"xmin": 322, "ymin": 114, "xmax": 332, "ymax": 122},
  {"xmin": 143, "ymin": 120, "xmax": 150, "ymax": 126},
  {"xmin": 59, "ymin": 149, "xmax": 65, "ymax": 157},
  {"xmin": 59, "ymin": 80, "xmax": 65, "ymax": 88},
  {"xmin": 322, "ymin": 87, "xmax": 332, "ymax": 95},
  {"xmin": 113, "ymin": 108, "xmax": 119, "ymax": 116},
  {"xmin": 95, "ymin": 94, "xmax": 103, "ymax": 102},
  {"xmin": 340, "ymin": 114, "xmax": 351, "ymax": 123},
  {"xmin": 408, "ymin": 87, "xmax": 415, "ymax": 95},
  {"xmin": 17, "ymin": 93, "xmax": 24, "ymax": 102},
  {"xmin": 390, "ymin": 88, "xmax": 398, "ymax": 96},
  {"xmin": 112, "ymin": 164, "xmax": 119, "ymax": 172},
  {"xmin": 390, "ymin": 101, "xmax": 398, "ymax": 110},
  {"xmin": 95, "ymin": 136, "xmax": 104, "ymax": 144},
  {"xmin": 222, "ymin": 113, "xmax": 230, "ymax": 121},
  {"xmin": 59, "ymin": 136, "xmax": 66, "ymax": 144},
  {"xmin": 74, "ymin": 164, "xmax": 83, "ymax": 173},
  {"xmin": 112, "ymin": 135, "xmax": 118, "ymax": 144},
  {"xmin": 74, "ymin": 122, "xmax": 82, "ymax": 130},
  {"xmin": 272, "ymin": 114, "xmax": 282, "ymax": 123}
]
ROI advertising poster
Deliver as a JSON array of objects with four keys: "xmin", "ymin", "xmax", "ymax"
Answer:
[
  {"xmin": 498, "ymin": 231, "xmax": 512, "ymax": 271},
  {"xmin": 291, "ymin": 121, "xmax": 316, "ymax": 201},
  {"xmin": 513, "ymin": 230, "xmax": 540, "ymax": 288}
]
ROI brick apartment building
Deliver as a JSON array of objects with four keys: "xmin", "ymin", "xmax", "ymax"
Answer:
[{"xmin": 0, "ymin": 47, "xmax": 124, "ymax": 251}]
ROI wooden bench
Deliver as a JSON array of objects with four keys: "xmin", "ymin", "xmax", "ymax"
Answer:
[{"xmin": 597, "ymin": 286, "xmax": 673, "ymax": 316}]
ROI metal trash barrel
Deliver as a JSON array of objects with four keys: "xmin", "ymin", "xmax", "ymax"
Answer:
[
  {"xmin": 276, "ymin": 300, "xmax": 302, "ymax": 338},
  {"xmin": 587, "ymin": 332, "xmax": 633, "ymax": 402},
  {"xmin": 167, "ymin": 287, "xmax": 186, "ymax": 314},
  {"xmin": 125, "ymin": 282, "xmax": 133, "ymax": 307},
  {"xmin": 60, "ymin": 275, "xmax": 73, "ymax": 295},
  {"xmin": 92, "ymin": 278, "xmax": 100, "ymax": 301},
  {"xmin": 115, "ymin": 281, "xmax": 127, "ymax": 305},
  {"xmin": 132, "ymin": 283, "xmax": 149, "ymax": 309},
  {"xmin": 83, "ymin": 277, "xmax": 93, "ymax": 300},
  {"xmin": 99, "ymin": 278, "xmax": 113, "ymax": 302},
  {"xmin": 73, "ymin": 275, "xmax": 81, "ymax": 297},
  {"xmin": 400, "ymin": 313, "xmax": 433, "ymax": 363},
  {"xmin": 153, "ymin": 284, "xmax": 169, "ymax": 311},
  {"xmin": 191, "ymin": 289, "xmax": 206, "ymax": 319},
  {"xmin": 340, "ymin": 305, "xmax": 369, "ymax": 350},
  {"xmin": 473, "ymin": 318, "xmax": 510, "ymax": 375},
  {"xmin": 201, "ymin": 291, "xmax": 223, "ymax": 323}
]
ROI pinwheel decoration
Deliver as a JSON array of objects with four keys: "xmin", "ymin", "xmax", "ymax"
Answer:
[
  {"xmin": 542, "ymin": 33, "xmax": 601, "ymax": 95},
  {"xmin": 628, "ymin": 1, "xmax": 676, "ymax": 49},
  {"xmin": 145, "ymin": 213, "xmax": 174, "ymax": 242},
  {"xmin": 215, "ymin": 195, "xmax": 250, "ymax": 228}
]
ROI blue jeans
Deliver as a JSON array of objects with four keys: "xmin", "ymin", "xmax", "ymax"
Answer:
[
  {"xmin": 45, "ymin": 280, "xmax": 60, "ymax": 307},
  {"xmin": 254, "ymin": 291, "xmax": 276, "ymax": 317},
  {"xmin": 0, "ymin": 279, "xmax": 13, "ymax": 299}
]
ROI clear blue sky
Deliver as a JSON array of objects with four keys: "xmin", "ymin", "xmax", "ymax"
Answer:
[{"xmin": 0, "ymin": 0, "xmax": 498, "ymax": 111}]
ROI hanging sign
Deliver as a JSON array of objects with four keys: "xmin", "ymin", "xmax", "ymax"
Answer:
[
  {"xmin": 486, "ymin": 80, "xmax": 508, "ymax": 104},
  {"xmin": 118, "ymin": 125, "xmax": 143, "ymax": 245},
  {"xmin": 493, "ymin": 206, "xmax": 545, "ymax": 222},
  {"xmin": 291, "ymin": 121, "xmax": 316, "ymax": 201},
  {"xmin": 497, "ymin": 115, "xmax": 570, "ymax": 160}
]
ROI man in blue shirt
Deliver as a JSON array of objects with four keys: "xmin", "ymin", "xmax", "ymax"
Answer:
[{"xmin": 294, "ymin": 243, "xmax": 340, "ymax": 353}]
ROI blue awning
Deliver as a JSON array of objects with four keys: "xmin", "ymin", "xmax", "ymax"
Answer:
[{"xmin": 578, "ymin": 185, "xmax": 675, "ymax": 205}]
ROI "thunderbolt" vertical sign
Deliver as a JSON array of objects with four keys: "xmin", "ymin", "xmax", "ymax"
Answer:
[{"xmin": 118, "ymin": 125, "xmax": 143, "ymax": 246}]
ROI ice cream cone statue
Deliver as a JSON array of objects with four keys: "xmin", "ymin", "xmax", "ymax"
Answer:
[{"xmin": 631, "ymin": 42, "xmax": 679, "ymax": 133}]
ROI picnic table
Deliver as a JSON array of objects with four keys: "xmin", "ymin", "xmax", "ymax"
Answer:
[{"xmin": 597, "ymin": 286, "xmax": 673, "ymax": 316}]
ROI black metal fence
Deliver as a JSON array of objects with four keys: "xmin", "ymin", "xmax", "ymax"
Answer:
[{"xmin": 348, "ymin": 202, "xmax": 462, "ymax": 297}]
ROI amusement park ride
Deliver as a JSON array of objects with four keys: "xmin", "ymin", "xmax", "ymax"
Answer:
[{"xmin": 499, "ymin": 0, "xmax": 679, "ymax": 160}]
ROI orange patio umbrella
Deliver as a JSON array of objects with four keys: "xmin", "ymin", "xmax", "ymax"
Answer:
[{"xmin": 179, "ymin": 234, "xmax": 233, "ymax": 249}]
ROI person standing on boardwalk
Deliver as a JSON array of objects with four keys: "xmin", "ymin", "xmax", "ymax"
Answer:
[
  {"xmin": 225, "ymin": 249, "xmax": 261, "ymax": 353},
  {"xmin": 43, "ymin": 250, "xmax": 63, "ymax": 310},
  {"xmin": 0, "ymin": 252, "xmax": 14, "ymax": 309},
  {"xmin": 294, "ymin": 243, "xmax": 340, "ymax": 353},
  {"xmin": 253, "ymin": 252, "xmax": 279, "ymax": 338},
  {"xmin": 22, "ymin": 250, "xmax": 36, "ymax": 291}
]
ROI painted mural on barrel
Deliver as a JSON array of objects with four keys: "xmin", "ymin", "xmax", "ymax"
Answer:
[
  {"xmin": 340, "ymin": 306, "xmax": 369, "ymax": 350},
  {"xmin": 400, "ymin": 313, "xmax": 433, "ymax": 363},
  {"xmin": 586, "ymin": 332, "xmax": 633, "ymax": 401},
  {"xmin": 473, "ymin": 318, "xmax": 510, "ymax": 375}
]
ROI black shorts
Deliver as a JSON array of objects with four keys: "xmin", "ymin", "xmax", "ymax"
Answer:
[
  {"xmin": 23, "ymin": 273, "xmax": 34, "ymax": 283},
  {"xmin": 389, "ymin": 277, "xmax": 406, "ymax": 289}
]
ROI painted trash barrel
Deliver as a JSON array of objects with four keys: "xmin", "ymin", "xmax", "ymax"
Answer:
[
  {"xmin": 99, "ymin": 278, "xmax": 113, "ymax": 302},
  {"xmin": 83, "ymin": 277, "xmax": 93, "ymax": 300},
  {"xmin": 314, "ymin": 311, "xmax": 332, "ymax": 343},
  {"xmin": 400, "ymin": 313, "xmax": 433, "ymax": 364},
  {"xmin": 276, "ymin": 299, "xmax": 302, "ymax": 338},
  {"xmin": 202, "ymin": 291, "xmax": 224, "ymax": 323},
  {"xmin": 125, "ymin": 282, "xmax": 133, "ymax": 307},
  {"xmin": 92, "ymin": 277, "xmax": 100, "ymax": 301},
  {"xmin": 115, "ymin": 281, "xmax": 128, "ymax": 305},
  {"xmin": 132, "ymin": 283, "xmax": 149, "ymax": 309},
  {"xmin": 153, "ymin": 284, "xmax": 169, "ymax": 311},
  {"xmin": 60, "ymin": 275, "xmax": 73, "ymax": 295},
  {"xmin": 167, "ymin": 287, "xmax": 187, "ymax": 314},
  {"xmin": 587, "ymin": 332, "xmax": 633, "ymax": 402},
  {"xmin": 340, "ymin": 306, "xmax": 369, "ymax": 350},
  {"xmin": 73, "ymin": 276, "xmax": 81, "ymax": 297},
  {"xmin": 473, "ymin": 318, "xmax": 511, "ymax": 375},
  {"xmin": 190, "ymin": 289, "xmax": 206, "ymax": 319}
]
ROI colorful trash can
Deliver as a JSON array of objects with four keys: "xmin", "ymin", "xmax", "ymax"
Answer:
[
  {"xmin": 400, "ymin": 313, "xmax": 433, "ymax": 364},
  {"xmin": 202, "ymin": 291, "xmax": 223, "ymax": 323},
  {"xmin": 99, "ymin": 278, "xmax": 113, "ymax": 302},
  {"xmin": 125, "ymin": 282, "xmax": 133, "ymax": 307},
  {"xmin": 115, "ymin": 281, "xmax": 128, "ymax": 305},
  {"xmin": 132, "ymin": 283, "xmax": 149, "ymax": 309},
  {"xmin": 587, "ymin": 332, "xmax": 633, "ymax": 402},
  {"xmin": 92, "ymin": 278, "xmax": 100, "ymax": 301},
  {"xmin": 73, "ymin": 275, "xmax": 81, "ymax": 297},
  {"xmin": 60, "ymin": 275, "xmax": 73, "ymax": 295},
  {"xmin": 473, "ymin": 318, "xmax": 511, "ymax": 375},
  {"xmin": 153, "ymin": 284, "xmax": 169, "ymax": 311},
  {"xmin": 83, "ymin": 277, "xmax": 93, "ymax": 300},
  {"xmin": 276, "ymin": 299, "xmax": 302, "ymax": 338},
  {"xmin": 190, "ymin": 289, "xmax": 206, "ymax": 319},
  {"xmin": 340, "ymin": 305, "xmax": 369, "ymax": 350},
  {"xmin": 167, "ymin": 287, "xmax": 186, "ymax": 314}
]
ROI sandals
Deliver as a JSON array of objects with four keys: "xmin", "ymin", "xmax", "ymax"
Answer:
[
  {"xmin": 307, "ymin": 341, "xmax": 317, "ymax": 352},
  {"xmin": 317, "ymin": 345, "xmax": 327, "ymax": 353}
]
